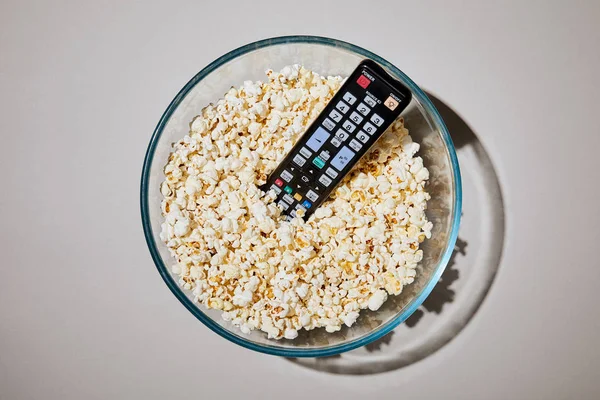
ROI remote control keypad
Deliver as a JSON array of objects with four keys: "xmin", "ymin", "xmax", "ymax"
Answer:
[{"xmin": 263, "ymin": 60, "xmax": 411, "ymax": 219}]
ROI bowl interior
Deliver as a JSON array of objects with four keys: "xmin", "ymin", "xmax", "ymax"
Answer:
[{"xmin": 142, "ymin": 37, "xmax": 460, "ymax": 357}]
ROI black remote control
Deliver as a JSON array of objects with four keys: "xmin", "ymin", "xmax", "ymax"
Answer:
[{"xmin": 263, "ymin": 59, "xmax": 412, "ymax": 220}]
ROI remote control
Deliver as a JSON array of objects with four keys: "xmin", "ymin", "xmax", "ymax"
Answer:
[{"xmin": 263, "ymin": 59, "xmax": 412, "ymax": 220}]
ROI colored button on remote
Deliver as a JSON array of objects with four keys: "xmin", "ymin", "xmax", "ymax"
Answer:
[
  {"xmin": 312, "ymin": 157, "xmax": 326, "ymax": 169},
  {"xmin": 293, "ymin": 193, "xmax": 302, "ymax": 201},
  {"xmin": 274, "ymin": 178, "xmax": 284, "ymax": 187},
  {"xmin": 302, "ymin": 200, "xmax": 312, "ymax": 209},
  {"xmin": 284, "ymin": 186, "xmax": 293, "ymax": 194},
  {"xmin": 357, "ymin": 75, "xmax": 371, "ymax": 88}
]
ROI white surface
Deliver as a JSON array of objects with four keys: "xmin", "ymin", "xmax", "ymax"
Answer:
[{"xmin": 1, "ymin": 0, "xmax": 599, "ymax": 399}]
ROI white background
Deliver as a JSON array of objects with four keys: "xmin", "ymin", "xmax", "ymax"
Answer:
[{"xmin": 1, "ymin": 0, "xmax": 599, "ymax": 399}]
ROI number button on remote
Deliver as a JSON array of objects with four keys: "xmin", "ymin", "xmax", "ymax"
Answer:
[
  {"xmin": 336, "ymin": 101, "xmax": 350, "ymax": 114},
  {"xmin": 335, "ymin": 129, "xmax": 349, "ymax": 141},
  {"xmin": 363, "ymin": 122, "xmax": 376, "ymax": 135},
  {"xmin": 349, "ymin": 139, "xmax": 362, "ymax": 152},
  {"xmin": 322, "ymin": 118, "xmax": 336, "ymax": 131},
  {"xmin": 371, "ymin": 113, "xmax": 384, "ymax": 127},
  {"xmin": 357, "ymin": 103, "xmax": 370, "ymax": 116},
  {"xmin": 306, "ymin": 190, "xmax": 319, "ymax": 202},
  {"xmin": 349, "ymin": 112, "xmax": 363, "ymax": 124},
  {"xmin": 342, "ymin": 120, "xmax": 356, "ymax": 133},
  {"xmin": 357, "ymin": 131, "xmax": 369, "ymax": 143},
  {"xmin": 343, "ymin": 92, "xmax": 357, "ymax": 105},
  {"xmin": 318, "ymin": 175, "xmax": 333, "ymax": 187},
  {"xmin": 364, "ymin": 95, "xmax": 377, "ymax": 107},
  {"xmin": 329, "ymin": 109, "xmax": 342, "ymax": 123}
]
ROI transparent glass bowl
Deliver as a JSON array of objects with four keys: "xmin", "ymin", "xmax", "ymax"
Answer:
[{"xmin": 141, "ymin": 36, "xmax": 462, "ymax": 357}]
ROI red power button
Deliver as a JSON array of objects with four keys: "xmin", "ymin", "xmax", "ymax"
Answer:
[{"xmin": 357, "ymin": 75, "xmax": 371, "ymax": 88}]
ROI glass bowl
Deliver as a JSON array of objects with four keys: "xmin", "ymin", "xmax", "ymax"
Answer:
[{"xmin": 141, "ymin": 36, "xmax": 462, "ymax": 357}]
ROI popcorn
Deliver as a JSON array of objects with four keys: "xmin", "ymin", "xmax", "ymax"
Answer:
[{"xmin": 159, "ymin": 65, "xmax": 432, "ymax": 339}]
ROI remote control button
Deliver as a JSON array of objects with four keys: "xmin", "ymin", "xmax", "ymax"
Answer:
[
  {"xmin": 275, "ymin": 178, "xmax": 284, "ymax": 187},
  {"xmin": 349, "ymin": 139, "xmax": 362, "ymax": 152},
  {"xmin": 357, "ymin": 75, "xmax": 371, "ymax": 89},
  {"xmin": 319, "ymin": 150, "xmax": 331, "ymax": 161},
  {"xmin": 384, "ymin": 96, "xmax": 399, "ymax": 110},
  {"xmin": 330, "ymin": 146, "xmax": 356, "ymax": 171},
  {"xmin": 331, "ymin": 137, "xmax": 342, "ymax": 147},
  {"xmin": 357, "ymin": 131, "xmax": 370, "ymax": 143},
  {"xmin": 318, "ymin": 174, "xmax": 333, "ymax": 187},
  {"xmin": 335, "ymin": 129, "xmax": 349, "ymax": 141},
  {"xmin": 349, "ymin": 111, "xmax": 363, "ymax": 124},
  {"xmin": 312, "ymin": 157, "xmax": 326, "ymax": 169},
  {"xmin": 281, "ymin": 170, "xmax": 293, "ymax": 182},
  {"xmin": 306, "ymin": 190, "xmax": 319, "ymax": 202},
  {"xmin": 293, "ymin": 193, "xmax": 302, "ymax": 201},
  {"xmin": 270, "ymin": 184, "xmax": 282, "ymax": 195},
  {"xmin": 277, "ymin": 200, "xmax": 290, "ymax": 210},
  {"xmin": 306, "ymin": 126, "xmax": 330, "ymax": 152},
  {"xmin": 329, "ymin": 109, "xmax": 342, "ymax": 122},
  {"xmin": 293, "ymin": 154, "xmax": 306, "ymax": 167},
  {"xmin": 370, "ymin": 113, "xmax": 384, "ymax": 127},
  {"xmin": 282, "ymin": 194, "xmax": 294, "ymax": 204},
  {"xmin": 342, "ymin": 120, "xmax": 356, "ymax": 133},
  {"xmin": 343, "ymin": 92, "xmax": 357, "ymax": 105},
  {"xmin": 364, "ymin": 95, "xmax": 377, "ymax": 107},
  {"xmin": 357, "ymin": 102, "xmax": 370, "ymax": 116},
  {"xmin": 301, "ymin": 200, "xmax": 312, "ymax": 209},
  {"xmin": 290, "ymin": 210, "xmax": 297, "ymax": 218},
  {"xmin": 326, "ymin": 167, "xmax": 338, "ymax": 179},
  {"xmin": 322, "ymin": 118, "xmax": 336, "ymax": 131},
  {"xmin": 363, "ymin": 122, "xmax": 377, "ymax": 135},
  {"xmin": 284, "ymin": 186, "xmax": 293, "ymax": 194},
  {"xmin": 299, "ymin": 147, "xmax": 312, "ymax": 158},
  {"xmin": 300, "ymin": 175, "xmax": 310, "ymax": 183},
  {"xmin": 335, "ymin": 100, "xmax": 350, "ymax": 114}
]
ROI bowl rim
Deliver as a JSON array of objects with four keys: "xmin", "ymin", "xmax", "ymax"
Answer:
[{"xmin": 140, "ymin": 35, "xmax": 462, "ymax": 357}]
